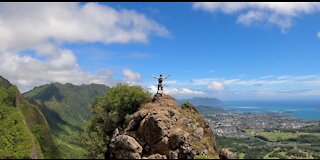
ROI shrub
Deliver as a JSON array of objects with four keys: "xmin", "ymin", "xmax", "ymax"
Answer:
[{"xmin": 83, "ymin": 83, "xmax": 151, "ymax": 159}]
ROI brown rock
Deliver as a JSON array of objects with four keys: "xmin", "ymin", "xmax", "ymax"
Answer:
[
  {"xmin": 168, "ymin": 132, "xmax": 186, "ymax": 150},
  {"xmin": 110, "ymin": 94, "xmax": 220, "ymax": 159},
  {"xmin": 178, "ymin": 142, "xmax": 196, "ymax": 159},
  {"xmin": 142, "ymin": 154, "xmax": 167, "ymax": 159},
  {"xmin": 137, "ymin": 114, "xmax": 170, "ymax": 145},
  {"xmin": 193, "ymin": 127, "xmax": 204, "ymax": 139},
  {"xmin": 109, "ymin": 135, "xmax": 142, "ymax": 159},
  {"xmin": 219, "ymin": 148, "xmax": 236, "ymax": 159},
  {"xmin": 151, "ymin": 93, "xmax": 179, "ymax": 109},
  {"xmin": 152, "ymin": 136, "xmax": 170, "ymax": 156},
  {"xmin": 169, "ymin": 150, "xmax": 179, "ymax": 159}
]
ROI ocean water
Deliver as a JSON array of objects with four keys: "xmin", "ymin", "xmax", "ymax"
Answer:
[{"xmin": 216, "ymin": 100, "xmax": 320, "ymax": 121}]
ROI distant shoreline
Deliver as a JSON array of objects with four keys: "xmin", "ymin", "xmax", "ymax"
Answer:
[{"xmin": 196, "ymin": 102, "xmax": 320, "ymax": 122}]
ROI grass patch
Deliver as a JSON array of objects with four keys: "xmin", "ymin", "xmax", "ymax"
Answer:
[
  {"xmin": 194, "ymin": 155, "xmax": 212, "ymax": 159},
  {"xmin": 237, "ymin": 152, "xmax": 245, "ymax": 159},
  {"xmin": 256, "ymin": 131, "xmax": 320, "ymax": 142},
  {"xmin": 0, "ymin": 104, "xmax": 36, "ymax": 158}
]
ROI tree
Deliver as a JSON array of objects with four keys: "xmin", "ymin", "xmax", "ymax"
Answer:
[
  {"xmin": 0, "ymin": 86, "xmax": 17, "ymax": 106},
  {"xmin": 83, "ymin": 83, "xmax": 151, "ymax": 159}
]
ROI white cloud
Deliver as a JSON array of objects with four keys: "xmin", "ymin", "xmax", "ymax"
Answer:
[
  {"xmin": 179, "ymin": 88, "xmax": 205, "ymax": 95},
  {"xmin": 232, "ymin": 89, "xmax": 320, "ymax": 99},
  {"xmin": 147, "ymin": 85, "xmax": 205, "ymax": 96},
  {"xmin": 191, "ymin": 78, "xmax": 219, "ymax": 86},
  {"xmin": 123, "ymin": 68, "xmax": 141, "ymax": 81},
  {"xmin": 193, "ymin": 2, "xmax": 320, "ymax": 31},
  {"xmin": 236, "ymin": 10, "xmax": 265, "ymax": 25},
  {"xmin": 0, "ymin": 50, "xmax": 116, "ymax": 92},
  {"xmin": 175, "ymin": 74, "xmax": 320, "ymax": 99},
  {"xmin": 0, "ymin": 2, "xmax": 168, "ymax": 92},
  {"xmin": 208, "ymin": 81, "xmax": 225, "ymax": 91},
  {"xmin": 0, "ymin": 2, "xmax": 168, "ymax": 50},
  {"xmin": 305, "ymin": 80, "xmax": 320, "ymax": 86},
  {"xmin": 190, "ymin": 74, "xmax": 320, "ymax": 89},
  {"xmin": 260, "ymin": 75, "xmax": 274, "ymax": 79},
  {"xmin": 166, "ymin": 80, "xmax": 178, "ymax": 85},
  {"xmin": 277, "ymin": 75, "xmax": 291, "ymax": 80},
  {"xmin": 126, "ymin": 52, "xmax": 152, "ymax": 59},
  {"xmin": 223, "ymin": 79, "xmax": 240, "ymax": 85}
]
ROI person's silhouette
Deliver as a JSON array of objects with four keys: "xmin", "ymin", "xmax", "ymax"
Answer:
[{"xmin": 151, "ymin": 74, "xmax": 170, "ymax": 95}]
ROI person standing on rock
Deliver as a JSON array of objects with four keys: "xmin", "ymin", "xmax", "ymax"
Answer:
[{"xmin": 151, "ymin": 74, "xmax": 170, "ymax": 95}]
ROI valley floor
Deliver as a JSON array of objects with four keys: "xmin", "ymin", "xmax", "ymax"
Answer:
[{"xmin": 197, "ymin": 106, "xmax": 320, "ymax": 159}]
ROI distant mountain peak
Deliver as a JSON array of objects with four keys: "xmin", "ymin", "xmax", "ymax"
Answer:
[
  {"xmin": 177, "ymin": 97, "xmax": 221, "ymax": 107},
  {"xmin": 0, "ymin": 76, "xmax": 13, "ymax": 89}
]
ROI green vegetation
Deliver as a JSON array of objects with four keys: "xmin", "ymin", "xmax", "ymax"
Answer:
[
  {"xmin": 0, "ymin": 84, "xmax": 16, "ymax": 106},
  {"xmin": 24, "ymin": 82, "xmax": 109, "ymax": 158},
  {"xmin": 180, "ymin": 102, "xmax": 219, "ymax": 158},
  {"xmin": 181, "ymin": 101, "xmax": 199, "ymax": 113},
  {"xmin": 0, "ymin": 103, "xmax": 37, "ymax": 159},
  {"xmin": 83, "ymin": 83, "xmax": 151, "ymax": 159},
  {"xmin": 194, "ymin": 155, "xmax": 213, "ymax": 159},
  {"xmin": 0, "ymin": 76, "xmax": 12, "ymax": 89},
  {"xmin": 24, "ymin": 83, "xmax": 109, "ymax": 130},
  {"xmin": 16, "ymin": 93, "xmax": 60, "ymax": 158},
  {"xmin": 0, "ymin": 86, "xmax": 43, "ymax": 159},
  {"xmin": 253, "ymin": 130, "xmax": 320, "ymax": 142},
  {"xmin": 216, "ymin": 136, "xmax": 275, "ymax": 159},
  {"xmin": 0, "ymin": 77, "xmax": 60, "ymax": 159},
  {"xmin": 237, "ymin": 152, "xmax": 245, "ymax": 159},
  {"xmin": 217, "ymin": 125, "xmax": 320, "ymax": 159}
]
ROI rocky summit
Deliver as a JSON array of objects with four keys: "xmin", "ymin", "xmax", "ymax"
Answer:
[{"xmin": 109, "ymin": 93, "xmax": 220, "ymax": 159}]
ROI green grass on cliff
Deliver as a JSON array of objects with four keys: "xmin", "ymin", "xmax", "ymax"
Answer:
[
  {"xmin": 0, "ymin": 86, "xmax": 42, "ymax": 159},
  {"xmin": 24, "ymin": 83, "xmax": 109, "ymax": 158},
  {"xmin": 180, "ymin": 102, "xmax": 219, "ymax": 159},
  {"xmin": 0, "ymin": 80, "xmax": 60, "ymax": 159}
]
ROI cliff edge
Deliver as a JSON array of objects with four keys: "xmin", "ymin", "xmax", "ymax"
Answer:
[{"xmin": 109, "ymin": 93, "xmax": 220, "ymax": 159}]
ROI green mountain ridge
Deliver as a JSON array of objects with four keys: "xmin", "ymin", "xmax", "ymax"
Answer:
[
  {"xmin": 0, "ymin": 76, "xmax": 60, "ymax": 159},
  {"xmin": 24, "ymin": 82, "xmax": 110, "ymax": 158}
]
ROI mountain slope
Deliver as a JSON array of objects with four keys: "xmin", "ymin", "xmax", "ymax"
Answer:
[
  {"xmin": 0, "ymin": 76, "xmax": 60, "ymax": 159},
  {"xmin": 24, "ymin": 82, "xmax": 109, "ymax": 158}
]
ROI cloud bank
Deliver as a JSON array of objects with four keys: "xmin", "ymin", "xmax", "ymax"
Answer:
[
  {"xmin": 0, "ymin": 2, "xmax": 168, "ymax": 92},
  {"xmin": 193, "ymin": 2, "xmax": 320, "ymax": 31}
]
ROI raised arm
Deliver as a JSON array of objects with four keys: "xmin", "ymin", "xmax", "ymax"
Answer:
[
  {"xmin": 151, "ymin": 74, "xmax": 158, "ymax": 79},
  {"xmin": 164, "ymin": 74, "xmax": 170, "ymax": 79}
]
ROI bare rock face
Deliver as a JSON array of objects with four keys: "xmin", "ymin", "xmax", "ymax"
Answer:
[
  {"xmin": 109, "ymin": 93, "xmax": 219, "ymax": 159},
  {"xmin": 142, "ymin": 154, "xmax": 167, "ymax": 159},
  {"xmin": 193, "ymin": 127, "xmax": 204, "ymax": 139},
  {"xmin": 219, "ymin": 149, "xmax": 236, "ymax": 159},
  {"xmin": 109, "ymin": 135, "xmax": 143, "ymax": 159}
]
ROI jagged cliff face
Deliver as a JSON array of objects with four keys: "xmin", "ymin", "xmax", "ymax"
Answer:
[
  {"xmin": 109, "ymin": 93, "xmax": 219, "ymax": 159},
  {"xmin": 0, "ymin": 76, "xmax": 60, "ymax": 159}
]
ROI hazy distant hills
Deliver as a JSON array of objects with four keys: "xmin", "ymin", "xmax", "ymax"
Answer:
[
  {"xmin": 0, "ymin": 76, "xmax": 60, "ymax": 159},
  {"xmin": 24, "ymin": 82, "xmax": 109, "ymax": 158},
  {"xmin": 177, "ymin": 97, "xmax": 221, "ymax": 107}
]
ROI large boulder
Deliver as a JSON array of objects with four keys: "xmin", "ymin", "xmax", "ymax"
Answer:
[
  {"xmin": 109, "ymin": 135, "xmax": 143, "ymax": 159},
  {"xmin": 142, "ymin": 154, "xmax": 167, "ymax": 159},
  {"xmin": 219, "ymin": 149, "xmax": 236, "ymax": 159}
]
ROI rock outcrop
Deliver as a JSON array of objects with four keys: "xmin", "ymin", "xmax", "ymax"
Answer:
[
  {"xmin": 219, "ymin": 149, "xmax": 236, "ymax": 159},
  {"xmin": 109, "ymin": 93, "xmax": 219, "ymax": 159}
]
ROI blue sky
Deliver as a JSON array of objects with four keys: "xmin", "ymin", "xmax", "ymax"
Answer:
[{"xmin": 1, "ymin": 2, "xmax": 320, "ymax": 100}]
